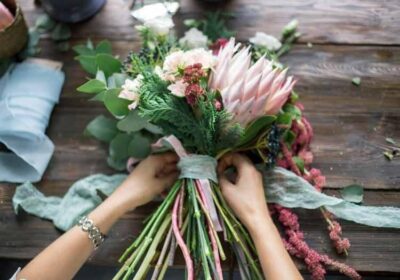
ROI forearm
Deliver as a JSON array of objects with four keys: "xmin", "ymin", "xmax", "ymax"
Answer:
[
  {"xmin": 17, "ymin": 195, "xmax": 129, "ymax": 280},
  {"xmin": 247, "ymin": 208, "xmax": 303, "ymax": 280}
]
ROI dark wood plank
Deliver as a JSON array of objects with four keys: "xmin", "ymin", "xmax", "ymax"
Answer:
[
  {"xmin": 18, "ymin": 0, "xmax": 400, "ymax": 45},
  {"xmin": 0, "ymin": 188, "xmax": 399, "ymax": 274}
]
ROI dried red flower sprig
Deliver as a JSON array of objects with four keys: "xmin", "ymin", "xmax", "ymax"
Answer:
[
  {"xmin": 183, "ymin": 63, "xmax": 206, "ymax": 84},
  {"xmin": 274, "ymin": 205, "xmax": 361, "ymax": 280},
  {"xmin": 185, "ymin": 83, "xmax": 204, "ymax": 106}
]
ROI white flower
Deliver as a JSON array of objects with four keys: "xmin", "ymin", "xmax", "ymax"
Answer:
[
  {"xmin": 283, "ymin": 19, "xmax": 298, "ymax": 36},
  {"xmin": 167, "ymin": 79, "xmax": 187, "ymax": 97},
  {"xmin": 119, "ymin": 75, "xmax": 143, "ymax": 110},
  {"xmin": 179, "ymin": 28, "xmax": 208, "ymax": 49},
  {"xmin": 249, "ymin": 32, "xmax": 282, "ymax": 51},
  {"xmin": 131, "ymin": 2, "xmax": 179, "ymax": 22},
  {"xmin": 184, "ymin": 48, "xmax": 216, "ymax": 69},
  {"xmin": 144, "ymin": 16, "xmax": 174, "ymax": 36},
  {"xmin": 163, "ymin": 50, "xmax": 186, "ymax": 79}
]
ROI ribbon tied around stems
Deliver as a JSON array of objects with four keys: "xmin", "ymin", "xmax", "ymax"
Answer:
[{"xmin": 153, "ymin": 135, "xmax": 223, "ymax": 231}]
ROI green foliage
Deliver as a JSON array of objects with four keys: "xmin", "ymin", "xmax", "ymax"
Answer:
[
  {"xmin": 51, "ymin": 23, "xmax": 71, "ymax": 41},
  {"xmin": 84, "ymin": 115, "xmax": 118, "ymax": 142},
  {"xmin": 184, "ymin": 12, "xmax": 235, "ymax": 41},
  {"xmin": 77, "ymin": 79, "xmax": 107, "ymax": 94},
  {"xmin": 138, "ymin": 72, "xmax": 241, "ymax": 155},
  {"xmin": 74, "ymin": 40, "xmax": 121, "ymax": 77},
  {"xmin": 340, "ymin": 184, "xmax": 364, "ymax": 203},
  {"xmin": 238, "ymin": 116, "xmax": 276, "ymax": 147},
  {"xmin": 104, "ymin": 88, "xmax": 131, "ymax": 117},
  {"xmin": 292, "ymin": 156, "xmax": 305, "ymax": 173}
]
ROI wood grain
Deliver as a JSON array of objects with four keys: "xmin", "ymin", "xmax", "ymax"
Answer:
[
  {"xmin": 18, "ymin": 0, "xmax": 400, "ymax": 44},
  {"xmin": 0, "ymin": 0, "xmax": 399, "ymax": 277}
]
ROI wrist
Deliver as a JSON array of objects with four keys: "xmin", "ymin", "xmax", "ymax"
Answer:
[{"xmin": 245, "ymin": 206, "xmax": 273, "ymax": 234}]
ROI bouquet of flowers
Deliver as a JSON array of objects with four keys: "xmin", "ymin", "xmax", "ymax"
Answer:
[{"xmin": 74, "ymin": 10, "xmax": 400, "ymax": 280}]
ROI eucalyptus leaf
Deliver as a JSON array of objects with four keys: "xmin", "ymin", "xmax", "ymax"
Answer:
[
  {"xmin": 117, "ymin": 110, "xmax": 148, "ymax": 133},
  {"xmin": 109, "ymin": 133, "xmax": 131, "ymax": 161},
  {"xmin": 76, "ymin": 55, "xmax": 97, "ymax": 75},
  {"xmin": 340, "ymin": 184, "xmax": 364, "ymax": 203},
  {"xmin": 95, "ymin": 40, "xmax": 112, "ymax": 54},
  {"xmin": 96, "ymin": 54, "xmax": 122, "ymax": 77},
  {"xmin": 104, "ymin": 88, "xmax": 130, "ymax": 117},
  {"xmin": 107, "ymin": 156, "xmax": 127, "ymax": 171},
  {"xmin": 35, "ymin": 14, "xmax": 56, "ymax": 32},
  {"xmin": 90, "ymin": 91, "xmax": 106, "ymax": 102},
  {"xmin": 85, "ymin": 115, "xmax": 118, "ymax": 142},
  {"xmin": 238, "ymin": 115, "xmax": 276, "ymax": 146},
  {"xmin": 86, "ymin": 39, "xmax": 94, "ymax": 50},
  {"xmin": 73, "ymin": 44, "xmax": 95, "ymax": 56},
  {"xmin": 96, "ymin": 70, "xmax": 107, "ymax": 84},
  {"xmin": 51, "ymin": 23, "xmax": 71, "ymax": 41},
  {"xmin": 109, "ymin": 73, "xmax": 128, "ymax": 88},
  {"xmin": 144, "ymin": 123, "xmax": 163, "ymax": 134},
  {"xmin": 282, "ymin": 130, "xmax": 296, "ymax": 146},
  {"xmin": 276, "ymin": 112, "xmax": 292, "ymax": 126},
  {"xmin": 128, "ymin": 133, "xmax": 151, "ymax": 159},
  {"xmin": 77, "ymin": 79, "xmax": 107, "ymax": 94}
]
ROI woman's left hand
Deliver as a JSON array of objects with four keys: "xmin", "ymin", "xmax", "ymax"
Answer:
[{"xmin": 109, "ymin": 153, "xmax": 179, "ymax": 213}]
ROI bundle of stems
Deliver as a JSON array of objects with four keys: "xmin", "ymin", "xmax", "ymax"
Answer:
[{"xmin": 113, "ymin": 179, "xmax": 263, "ymax": 280}]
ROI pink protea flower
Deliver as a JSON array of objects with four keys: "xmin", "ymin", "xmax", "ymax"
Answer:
[
  {"xmin": 209, "ymin": 38, "xmax": 296, "ymax": 126},
  {"xmin": 210, "ymin": 38, "xmax": 229, "ymax": 55}
]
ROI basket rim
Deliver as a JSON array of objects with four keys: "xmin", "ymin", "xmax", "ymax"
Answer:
[{"xmin": 0, "ymin": 4, "xmax": 23, "ymax": 34}]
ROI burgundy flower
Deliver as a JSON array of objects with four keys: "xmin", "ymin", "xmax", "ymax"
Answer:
[
  {"xmin": 183, "ymin": 63, "xmax": 206, "ymax": 84},
  {"xmin": 210, "ymin": 38, "xmax": 229, "ymax": 55},
  {"xmin": 185, "ymin": 83, "xmax": 204, "ymax": 106}
]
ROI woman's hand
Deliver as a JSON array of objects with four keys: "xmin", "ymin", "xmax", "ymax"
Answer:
[
  {"xmin": 109, "ymin": 153, "xmax": 179, "ymax": 213},
  {"xmin": 217, "ymin": 153, "xmax": 270, "ymax": 229}
]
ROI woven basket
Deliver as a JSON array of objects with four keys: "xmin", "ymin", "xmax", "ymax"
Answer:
[{"xmin": 0, "ymin": 1, "xmax": 28, "ymax": 59}]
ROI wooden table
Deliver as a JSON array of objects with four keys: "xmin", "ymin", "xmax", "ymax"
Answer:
[{"xmin": 1, "ymin": 0, "xmax": 399, "ymax": 278}]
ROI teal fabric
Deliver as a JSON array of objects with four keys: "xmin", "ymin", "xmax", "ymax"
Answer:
[
  {"xmin": 13, "ymin": 174, "xmax": 126, "ymax": 231},
  {"xmin": 263, "ymin": 167, "xmax": 400, "ymax": 228},
  {"xmin": 0, "ymin": 62, "xmax": 64, "ymax": 183},
  {"xmin": 12, "ymin": 166, "xmax": 400, "ymax": 231},
  {"xmin": 178, "ymin": 155, "xmax": 218, "ymax": 183}
]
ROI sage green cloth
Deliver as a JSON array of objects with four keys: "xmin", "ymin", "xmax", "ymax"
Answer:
[
  {"xmin": 13, "ymin": 174, "xmax": 126, "ymax": 231},
  {"xmin": 178, "ymin": 154, "xmax": 218, "ymax": 183},
  {"xmin": 12, "ymin": 167, "xmax": 400, "ymax": 231}
]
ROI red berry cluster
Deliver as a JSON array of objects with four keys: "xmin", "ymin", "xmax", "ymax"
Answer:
[{"xmin": 182, "ymin": 63, "xmax": 207, "ymax": 106}]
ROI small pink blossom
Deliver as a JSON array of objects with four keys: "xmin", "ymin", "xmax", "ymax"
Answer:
[
  {"xmin": 119, "ymin": 75, "xmax": 143, "ymax": 110},
  {"xmin": 167, "ymin": 80, "xmax": 188, "ymax": 97}
]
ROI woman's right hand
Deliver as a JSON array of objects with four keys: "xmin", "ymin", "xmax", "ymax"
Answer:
[{"xmin": 217, "ymin": 153, "xmax": 270, "ymax": 229}]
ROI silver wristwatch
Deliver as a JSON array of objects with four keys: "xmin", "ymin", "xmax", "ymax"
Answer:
[{"xmin": 77, "ymin": 216, "xmax": 106, "ymax": 249}]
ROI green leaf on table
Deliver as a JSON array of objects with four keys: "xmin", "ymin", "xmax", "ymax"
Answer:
[
  {"xmin": 109, "ymin": 133, "xmax": 131, "ymax": 161},
  {"xmin": 86, "ymin": 39, "xmax": 94, "ymax": 50},
  {"xmin": 104, "ymin": 88, "xmax": 130, "ymax": 117},
  {"xmin": 384, "ymin": 151, "xmax": 394, "ymax": 161},
  {"xmin": 96, "ymin": 53, "xmax": 122, "ymax": 77},
  {"xmin": 283, "ymin": 104, "xmax": 302, "ymax": 121},
  {"xmin": 85, "ymin": 115, "xmax": 118, "ymax": 142},
  {"xmin": 51, "ymin": 23, "xmax": 71, "ymax": 41},
  {"xmin": 352, "ymin": 77, "xmax": 361, "ymax": 86},
  {"xmin": 128, "ymin": 133, "xmax": 151, "ymax": 159},
  {"xmin": 56, "ymin": 41, "xmax": 70, "ymax": 52},
  {"xmin": 340, "ymin": 184, "xmax": 364, "ymax": 203},
  {"xmin": 385, "ymin": 137, "xmax": 398, "ymax": 146},
  {"xmin": 77, "ymin": 79, "xmax": 107, "ymax": 94},
  {"xmin": 95, "ymin": 40, "xmax": 112, "ymax": 54},
  {"xmin": 35, "ymin": 14, "xmax": 56, "ymax": 32},
  {"xmin": 76, "ymin": 55, "xmax": 97, "ymax": 75},
  {"xmin": 73, "ymin": 44, "xmax": 96, "ymax": 56},
  {"xmin": 292, "ymin": 156, "xmax": 305, "ymax": 174},
  {"xmin": 238, "ymin": 115, "xmax": 276, "ymax": 146},
  {"xmin": 117, "ymin": 110, "xmax": 148, "ymax": 133}
]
